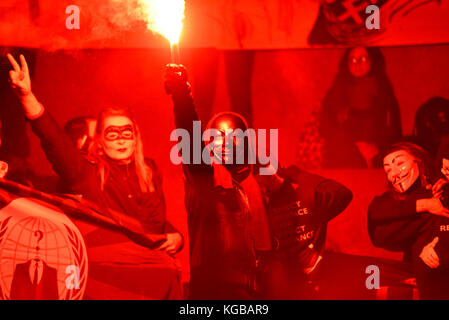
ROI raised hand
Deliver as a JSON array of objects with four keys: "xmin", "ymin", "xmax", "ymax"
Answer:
[
  {"xmin": 7, "ymin": 54, "xmax": 31, "ymax": 98},
  {"xmin": 164, "ymin": 63, "xmax": 190, "ymax": 95},
  {"xmin": 6, "ymin": 53, "xmax": 43, "ymax": 119}
]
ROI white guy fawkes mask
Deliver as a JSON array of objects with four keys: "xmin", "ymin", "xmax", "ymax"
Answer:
[{"xmin": 383, "ymin": 150, "xmax": 420, "ymax": 193}]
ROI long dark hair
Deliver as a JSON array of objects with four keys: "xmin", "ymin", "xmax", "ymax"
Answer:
[
  {"xmin": 333, "ymin": 47, "xmax": 399, "ymax": 112},
  {"xmin": 322, "ymin": 47, "xmax": 402, "ymax": 137},
  {"xmin": 382, "ymin": 142, "xmax": 437, "ymax": 189}
]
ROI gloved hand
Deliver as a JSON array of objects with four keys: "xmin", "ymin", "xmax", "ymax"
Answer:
[{"xmin": 164, "ymin": 63, "xmax": 190, "ymax": 95}]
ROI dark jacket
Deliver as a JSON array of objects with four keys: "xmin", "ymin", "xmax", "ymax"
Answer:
[
  {"xmin": 257, "ymin": 165, "xmax": 353, "ymax": 299},
  {"xmin": 367, "ymin": 182, "xmax": 440, "ymax": 261},
  {"xmin": 0, "ymin": 153, "xmax": 35, "ymax": 187},
  {"xmin": 265, "ymin": 165, "xmax": 353, "ymax": 263},
  {"xmin": 23, "ymin": 111, "xmax": 184, "ymax": 300},
  {"xmin": 320, "ymin": 75, "xmax": 402, "ymax": 168},
  {"xmin": 170, "ymin": 85, "xmax": 352, "ymax": 298},
  {"xmin": 29, "ymin": 111, "xmax": 170, "ymax": 235},
  {"xmin": 368, "ymin": 182, "xmax": 449, "ymax": 300},
  {"xmin": 171, "ymin": 87, "xmax": 261, "ymax": 299}
]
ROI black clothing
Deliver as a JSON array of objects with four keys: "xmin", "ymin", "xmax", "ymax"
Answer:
[
  {"xmin": 321, "ymin": 74, "xmax": 401, "ymax": 168},
  {"xmin": 30, "ymin": 111, "xmax": 167, "ymax": 234},
  {"xmin": 170, "ymin": 79, "xmax": 353, "ymax": 298},
  {"xmin": 413, "ymin": 97, "xmax": 449, "ymax": 156},
  {"xmin": 0, "ymin": 153, "xmax": 34, "ymax": 187},
  {"xmin": 368, "ymin": 184, "xmax": 434, "ymax": 258},
  {"xmin": 368, "ymin": 183, "xmax": 449, "ymax": 299},
  {"xmin": 171, "ymin": 87, "xmax": 263, "ymax": 299},
  {"xmin": 27, "ymin": 110, "xmax": 183, "ymax": 299},
  {"xmin": 258, "ymin": 165, "xmax": 353, "ymax": 299}
]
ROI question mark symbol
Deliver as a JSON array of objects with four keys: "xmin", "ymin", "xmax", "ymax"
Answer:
[{"xmin": 34, "ymin": 230, "xmax": 43, "ymax": 251}]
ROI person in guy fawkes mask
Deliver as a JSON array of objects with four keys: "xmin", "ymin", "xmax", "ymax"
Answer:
[
  {"xmin": 368, "ymin": 142, "xmax": 449, "ymax": 299},
  {"xmin": 165, "ymin": 64, "xmax": 273, "ymax": 299}
]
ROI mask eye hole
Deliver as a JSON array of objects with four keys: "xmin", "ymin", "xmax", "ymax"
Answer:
[
  {"xmin": 105, "ymin": 132, "xmax": 119, "ymax": 141},
  {"xmin": 121, "ymin": 130, "xmax": 134, "ymax": 139}
]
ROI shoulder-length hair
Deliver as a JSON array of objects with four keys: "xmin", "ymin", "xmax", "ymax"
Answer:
[
  {"xmin": 88, "ymin": 106, "xmax": 155, "ymax": 193},
  {"xmin": 382, "ymin": 142, "xmax": 437, "ymax": 188}
]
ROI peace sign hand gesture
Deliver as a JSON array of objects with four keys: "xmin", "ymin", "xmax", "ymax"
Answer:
[
  {"xmin": 7, "ymin": 54, "xmax": 32, "ymax": 98},
  {"xmin": 6, "ymin": 53, "xmax": 43, "ymax": 119}
]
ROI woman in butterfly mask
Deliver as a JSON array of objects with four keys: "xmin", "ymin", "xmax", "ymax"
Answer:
[
  {"xmin": 368, "ymin": 142, "xmax": 449, "ymax": 299},
  {"xmin": 7, "ymin": 53, "xmax": 183, "ymax": 299}
]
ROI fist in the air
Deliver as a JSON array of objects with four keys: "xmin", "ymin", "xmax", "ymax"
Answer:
[{"xmin": 164, "ymin": 64, "xmax": 190, "ymax": 95}]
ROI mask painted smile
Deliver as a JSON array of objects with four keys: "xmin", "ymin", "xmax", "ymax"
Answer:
[
  {"xmin": 394, "ymin": 171, "xmax": 409, "ymax": 185},
  {"xmin": 384, "ymin": 150, "xmax": 420, "ymax": 193}
]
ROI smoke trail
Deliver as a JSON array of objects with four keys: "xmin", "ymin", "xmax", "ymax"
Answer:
[{"xmin": 0, "ymin": 0, "xmax": 183, "ymax": 51}]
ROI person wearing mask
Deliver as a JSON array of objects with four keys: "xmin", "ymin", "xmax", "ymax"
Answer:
[
  {"xmin": 368, "ymin": 142, "xmax": 449, "ymax": 299},
  {"xmin": 7, "ymin": 53, "xmax": 183, "ymax": 299},
  {"xmin": 165, "ymin": 64, "xmax": 273, "ymax": 299}
]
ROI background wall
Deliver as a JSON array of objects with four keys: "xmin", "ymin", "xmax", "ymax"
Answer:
[{"xmin": 5, "ymin": 43, "xmax": 449, "ymax": 282}]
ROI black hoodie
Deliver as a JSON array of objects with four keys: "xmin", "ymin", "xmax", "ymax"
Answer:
[{"xmin": 368, "ymin": 181, "xmax": 447, "ymax": 262}]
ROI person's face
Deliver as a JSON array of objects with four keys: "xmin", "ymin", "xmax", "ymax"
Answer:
[
  {"xmin": 348, "ymin": 47, "xmax": 371, "ymax": 78},
  {"xmin": 441, "ymin": 158, "xmax": 449, "ymax": 180},
  {"xmin": 383, "ymin": 150, "xmax": 420, "ymax": 193},
  {"xmin": 208, "ymin": 114, "xmax": 248, "ymax": 166},
  {"xmin": 101, "ymin": 116, "xmax": 136, "ymax": 162}
]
